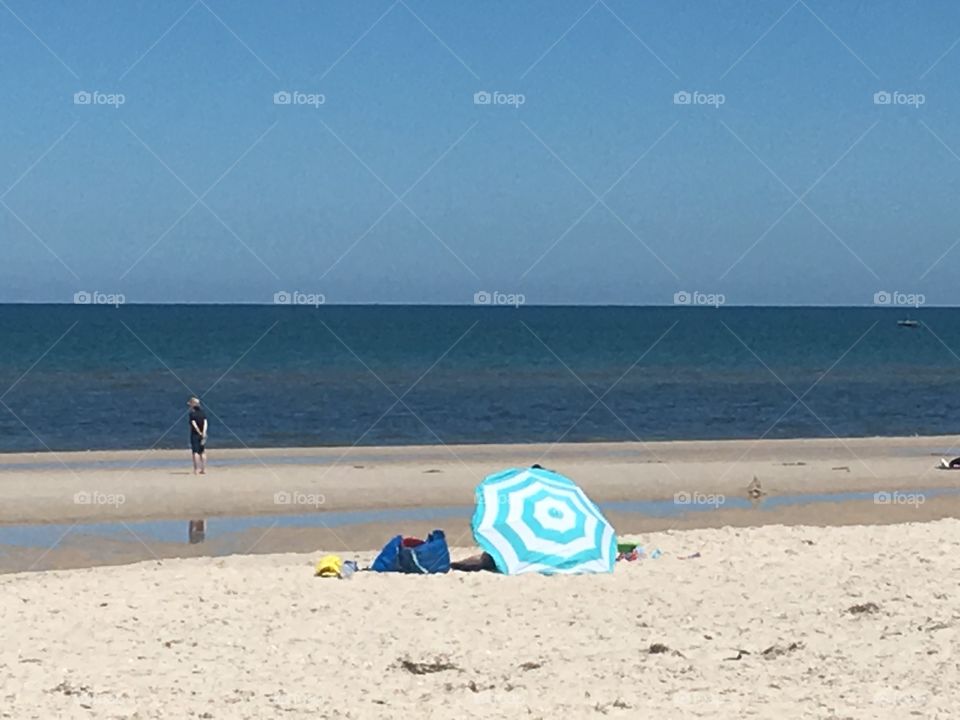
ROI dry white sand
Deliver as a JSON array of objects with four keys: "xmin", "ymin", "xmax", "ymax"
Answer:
[{"xmin": 3, "ymin": 519, "xmax": 959, "ymax": 719}]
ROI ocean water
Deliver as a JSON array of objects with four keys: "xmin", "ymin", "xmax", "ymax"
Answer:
[{"xmin": 0, "ymin": 305, "xmax": 956, "ymax": 453}]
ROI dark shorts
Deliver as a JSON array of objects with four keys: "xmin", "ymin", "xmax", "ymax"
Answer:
[{"xmin": 190, "ymin": 435, "xmax": 205, "ymax": 455}]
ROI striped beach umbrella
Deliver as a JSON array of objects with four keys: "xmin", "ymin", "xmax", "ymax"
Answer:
[{"xmin": 471, "ymin": 467, "xmax": 617, "ymax": 575}]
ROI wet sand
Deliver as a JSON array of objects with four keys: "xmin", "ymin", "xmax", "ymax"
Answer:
[
  {"xmin": 0, "ymin": 436, "xmax": 958, "ymax": 573},
  {"xmin": 3, "ymin": 492, "xmax": 960, "ymax": 574},
  {"xmin": 1, "ymin": 435, "xmax": 958, "ymax": 525}
]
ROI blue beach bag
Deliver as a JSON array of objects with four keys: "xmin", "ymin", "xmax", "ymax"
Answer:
[{"xmin": 372, "ymin": 530, "xmax": 450, "ymax": 574}]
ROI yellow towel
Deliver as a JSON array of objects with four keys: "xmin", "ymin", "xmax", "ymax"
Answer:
[{"xmin": 315, "ymin": 554, "xmax": 342, "ymax": 578}]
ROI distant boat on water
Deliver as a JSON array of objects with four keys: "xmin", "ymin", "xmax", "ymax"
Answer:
[{"xmin": 897, "ymin": 319, "xmax": 920, "ymax": 328}]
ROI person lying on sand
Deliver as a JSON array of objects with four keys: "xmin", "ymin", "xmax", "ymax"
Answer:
[{"xmin": 450, "ymin": 552, "xmax": 497, "ymax": 572}]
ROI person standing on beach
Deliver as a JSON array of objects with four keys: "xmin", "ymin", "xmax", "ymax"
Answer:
[{"xmin": 188, "ymin": 397, "xmax": 208, "ymax": 475}]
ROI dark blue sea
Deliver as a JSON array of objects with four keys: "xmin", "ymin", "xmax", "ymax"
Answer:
[{"xmin": 0, "ymin": 305, "xmax": 956, "ymax": 453}]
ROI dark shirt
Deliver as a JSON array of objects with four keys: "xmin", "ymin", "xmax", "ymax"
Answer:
[{"xmin": 189, "ymin": 407, "xmax": 207, "ymax": 438}]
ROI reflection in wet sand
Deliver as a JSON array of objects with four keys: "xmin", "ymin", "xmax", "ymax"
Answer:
[
  {"xmin": 3, "ymin": 487, "xmax": 960, "ymax": 574},
  {"xmin": 188, "ymin": 520, "xmax": 206, "ymax": 544}
]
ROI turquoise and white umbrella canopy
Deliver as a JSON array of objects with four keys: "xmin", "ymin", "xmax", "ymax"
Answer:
[{"xmin": 472, "ymin": 467, "xmax": 617, "ymax": 575}]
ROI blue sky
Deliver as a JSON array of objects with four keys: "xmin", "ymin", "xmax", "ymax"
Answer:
[{"xmin": 2, "ymin": 0, "xmax": 960, "ymax": 305}]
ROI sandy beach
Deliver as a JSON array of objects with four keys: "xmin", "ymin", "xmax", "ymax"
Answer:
[
  {"xmin": 2, "ymin": 519, "xmax": 958, "ymax": 719},
  {"xmin": 1, "ymin": 435, "xmax": 959, "ymax": 572},
  {"xmin": 2, "ymin": 435, "xmax": 959, "ymax": 525},
  {"xmin": 2, "ymin": 437, "xmax": 960, "ymax": 717},
  {"xmin": 6, "ymin": 0, "xmax": 960, "ymax": 714}
]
